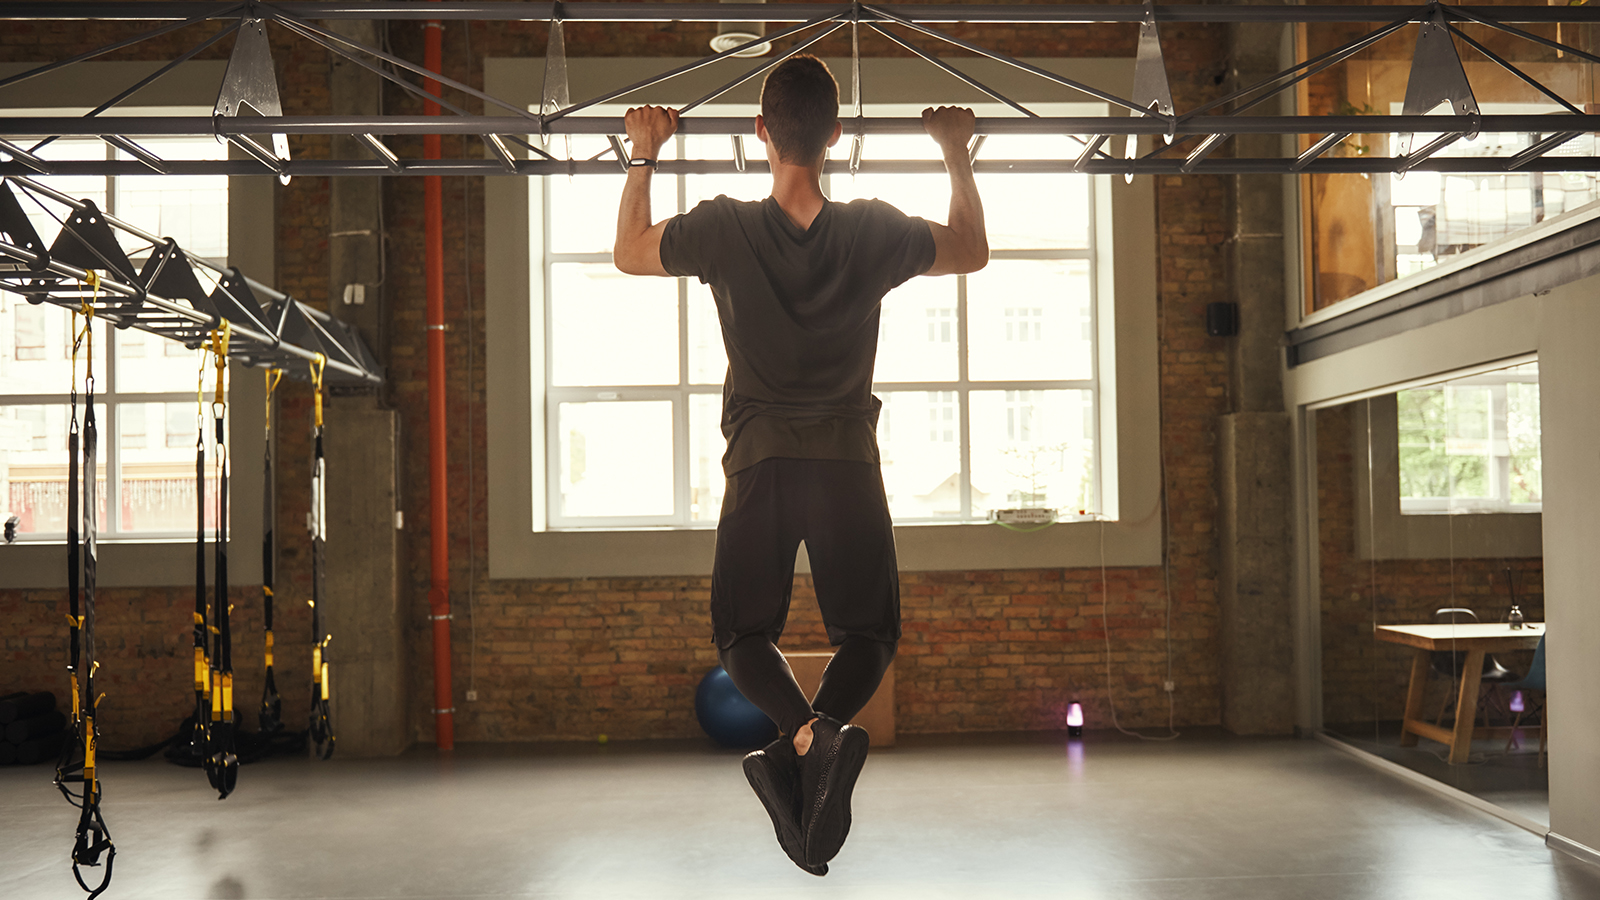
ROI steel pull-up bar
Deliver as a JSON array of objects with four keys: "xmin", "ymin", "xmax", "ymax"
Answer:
[{"xmin": 8, "ymin": 3, "xmax": 1600, "ymax": 25}]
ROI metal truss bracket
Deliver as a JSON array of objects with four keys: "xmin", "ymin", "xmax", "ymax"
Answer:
[
  {"xmin": 215, "ymin": 17, "xmax": 291, "ymax": 182},
  {"xmin": 0, "ymin": 177, "xmax": 381, "ymax": 384},
  {"xmin": 1398, "ymin": 7, "xmax": 1479, "ymax": 158},
  {"xmin": 541, "ymin": 8, "xmax": 572, "ymax": 162},
  {"xmin": 1133, "ymin": 1, "xmax": 1175, "ymax": 136},
  {"xmin": 0, "ymin": 182, "xmax": 49, "ymax": 275}
]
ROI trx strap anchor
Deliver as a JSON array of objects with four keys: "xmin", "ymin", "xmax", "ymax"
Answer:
[{"xmin": 307, "ymin": 355, "xmax": 335, "ymax": 760}]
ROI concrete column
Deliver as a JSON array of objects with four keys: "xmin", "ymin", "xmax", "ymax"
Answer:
[
  {"xmin": 318, "ymin": 18, "xmax": 406, "ymax": 756},
  {"xmin": 322, "ymin": 397, "xmax": 405, "ymax": 756},
  {"xmin": 1217, "ymin": 18, "xmax": 1296, "ymax": 735}
]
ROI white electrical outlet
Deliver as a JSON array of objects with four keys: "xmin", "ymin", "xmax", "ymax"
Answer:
[
  {"xmin": 465, "ymin": 690, "xmax": 478, "ymax": 702},
  {"xmin": 1163, "ymin": 680, "xmax": 1175, "ymax": 693}
]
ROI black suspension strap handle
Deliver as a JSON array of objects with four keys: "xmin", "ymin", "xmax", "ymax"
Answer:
[
  {"xmin": 68, "ymin": 281, "xmax": 115, "ymax": 899},
  {"xmin": 307, "ymin": 354, "xmax": 335, "ymax": 760},
  {"xmin": 259, "ymin": 368, "xmax": 284, "ymax": 735},
  {"xmin": 203, "ymin": 324, "xmax": 239, "ymax": 799}
]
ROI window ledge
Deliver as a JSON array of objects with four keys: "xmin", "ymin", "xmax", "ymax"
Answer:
[
  {"xmin": 493, "ymin": 516, "xmax": 1159, "ymax": 580},
  {"xmin": 0, "ymin": 539, "xmax": 256, "ymax": 589}
]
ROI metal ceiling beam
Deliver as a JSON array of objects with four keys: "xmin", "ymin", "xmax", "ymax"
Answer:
[
  {"xmin": 6, "ymin": 3, "xmax": 1600, "ymax": 25},
  {"xmin": 10, "ymin": 156, "xmax": 1600, "ymax": 177}
]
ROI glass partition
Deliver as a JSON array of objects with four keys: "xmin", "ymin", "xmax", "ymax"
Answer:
[{"xmin": 1317, "ymin": 361, "xmax": 1547, "ymax": 824}]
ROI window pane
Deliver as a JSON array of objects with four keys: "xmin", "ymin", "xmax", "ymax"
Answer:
[
  {"xmin": 0, "ymin": 403, "xmax": 107, "ymax": 537},
  {"xmin": 549, "ymin": 264, "xmax": 678, "ymax": 386},
  {"xmin": 974, "ymin": 137, "xmax": 1090, "ymax": 249},
  {"xmin": 120, "ymin": 402, "xmax": 224, "ymax": 533},
  {"xmin": 1397, "ymin": 388, "xmax": 1448, "ymax": 500},
  {"xmin": 1507, "ymin": 380, "xmax": 1541, "ymax": 505},
  {"xmin": 967, "ymin": 259, "xmax": 1093, "ymax": 382},
  {"xmin": 875, "ymin": 277, "xmax": 958, "ymax": 383},
  {"xmin": 547, "ymin": 137, "xmax": 677, "ymax": 254},
  {"xmin": 116, "ymin": 326, "xmax": 206, "ymax": 392},
  {"xmin": 687, "ymin": 282, "xmax": 727, "ymax": 386},
  {"xmin": 0, "ymin": 303, "xmax": 106, "ymax": 394},
  {"xmin": 115, "ymin": 138, "xmax": 230, "ymax": 262},
  {"xmin": 685, "ymin": 132, "xmax": 768, "ymax": 206},
  {"xmin": 875, "ymin": 390, "xmax": 962, "ymax": 520},
  {"xmin": 688, "ymin": 393, "xmax": 725, "ymax": 524},
  {"xmin": 557, "ymin": 400, "xmax": 674, "ymax": 518},
  {"xmin": 831, "ymin": 173, "xmax": 951, "ymax": 225},
  {"xmin": 969, "ymin": 389, "xmax": 1095, "ymax": 517}
]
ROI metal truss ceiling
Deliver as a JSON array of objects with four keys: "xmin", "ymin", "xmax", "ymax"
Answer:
[{"xmin": 4, "ymin": 2, "xmax": 1600, "ymax": 176}]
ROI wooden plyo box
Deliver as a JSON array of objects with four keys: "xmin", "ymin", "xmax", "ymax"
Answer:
[{"xmin": 785, "ymin": 650, "xmax": 895, "ymax": 747}]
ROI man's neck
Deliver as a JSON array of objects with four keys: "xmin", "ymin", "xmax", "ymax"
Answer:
[{"xmin": 768, "ymin": 158, "xmax": 827, "ymax": 231}]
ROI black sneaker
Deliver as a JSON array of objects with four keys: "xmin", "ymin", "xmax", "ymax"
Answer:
[
  {"xmin": 743, "ymin": 738, "xmax": 827, "ymax": 876},
  {"xmin": 799, "ymin": 715, "xmax": 870, "ymax": 866}
]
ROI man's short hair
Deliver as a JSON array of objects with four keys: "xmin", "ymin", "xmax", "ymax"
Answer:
[{"xmin": 760, "ymin": 55, "xmax": 839, "ymax": 164}]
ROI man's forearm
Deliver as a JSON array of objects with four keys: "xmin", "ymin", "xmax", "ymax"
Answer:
[
  {"xmin": 616, "ymin": 167, "xmax": 655, "ymax": 254},
  {"xmin": 942, "ymin": 147, "xmax": 988, "ymax": 265}
]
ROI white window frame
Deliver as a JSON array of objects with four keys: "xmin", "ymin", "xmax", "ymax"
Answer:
[
  {"xmin": 484, "ymin": 56, "xmax": 1164, "ymax": 577},
  {"xmin": 0, "ymin": 62, "xmax": 267, "ymax": 588},
  {"xmin": 2, "ymin": 138, "xmax": 229, "ymax": 543}
]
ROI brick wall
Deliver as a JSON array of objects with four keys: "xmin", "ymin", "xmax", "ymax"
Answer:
[
  {"xmin": 4, "ymin": 7, "xmax": 1229, "ymax": 748},
  {"xmin": 1315, "ymin": 404, "xmax": 1544, "ymax": 728}
]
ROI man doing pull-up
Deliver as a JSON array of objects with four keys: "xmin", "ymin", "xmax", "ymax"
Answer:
[{"xmin": 615, "ymin": 55, "xmax": 987, "ymax": 874}]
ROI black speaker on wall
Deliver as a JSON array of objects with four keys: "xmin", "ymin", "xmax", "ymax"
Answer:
[{"xmin": 1205, "ymin": 302, "xmax": 1239, "ymax": 337}]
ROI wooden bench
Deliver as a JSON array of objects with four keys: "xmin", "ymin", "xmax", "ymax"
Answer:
[{"xmin": 785, "ymin": 650, "xmax": 895, "ymax": 747}]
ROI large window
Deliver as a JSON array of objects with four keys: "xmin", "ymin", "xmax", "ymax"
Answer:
[
  {"xmin": 1396, "ymin": 362, "xmax": 1541, "ymax": 514},
  {"xmin": 0, "ymin": 137, "xmax": 229, "ymax": 539},
  {"xmin": 540, "ymin": 110, "xmax": 1106, "ymax": 529}
]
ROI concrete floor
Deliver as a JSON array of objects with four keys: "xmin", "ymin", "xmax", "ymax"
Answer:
[{"xmin": 5, "ymin": 730, "xmax": 1600, "ymax": 900}]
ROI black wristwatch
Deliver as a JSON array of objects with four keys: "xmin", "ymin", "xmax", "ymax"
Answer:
[{"xmin": 629, "ymin": 157, "xmax": 659, "ymax": 170}]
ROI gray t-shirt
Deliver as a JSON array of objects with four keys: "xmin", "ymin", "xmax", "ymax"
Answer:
[{"xmin": 660, "ymin": 194, "xmax": 936, "ymax": 476}]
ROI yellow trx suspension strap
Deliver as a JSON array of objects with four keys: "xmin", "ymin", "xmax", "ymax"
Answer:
[
  {"xmin": 68, "ymin": 274, "xmax": 115, "ymax": 898},
  {"xmin": 260, "ymin": 367, "xmax": 285, "ymax": 733},
  {"xmin": 307, "ymin": 354, "xmax": 334, "ymax": 759},
  {"xmin": 203, "ymin": 323, "xmax": 238, "ymax": 798}
]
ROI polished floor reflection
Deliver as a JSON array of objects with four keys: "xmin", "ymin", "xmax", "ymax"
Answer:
[
  {"xmin": 1326, "ymin": 721, "xmax": 1550, "ymax": 826},
  {"xmin": 3, "ymin": 729, "xmax": 1598, "ymax": 899}
]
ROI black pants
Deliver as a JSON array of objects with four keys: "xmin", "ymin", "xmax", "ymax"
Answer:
[{"xmin": 711, "ymin": 458, "xmax": 900, "ymax": 736}]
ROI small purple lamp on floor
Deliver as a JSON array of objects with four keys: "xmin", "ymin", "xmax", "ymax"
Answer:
[{"xmin": 1066, "ymin": 702, "xmax": 1085, "ymax": 738}]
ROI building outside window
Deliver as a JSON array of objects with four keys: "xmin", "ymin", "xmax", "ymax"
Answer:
[
  {"xmin": 538, "ymin": 109, "xmax": 1106, "ymax": 528},
  {"xmin": 0, "ymin": 136, "xmax": 229, "ymax": 539}
]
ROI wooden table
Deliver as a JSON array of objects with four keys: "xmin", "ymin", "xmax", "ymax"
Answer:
[{"xmin": 1375, "ymin": 623, "xmax": 1543, "ymax": 764}]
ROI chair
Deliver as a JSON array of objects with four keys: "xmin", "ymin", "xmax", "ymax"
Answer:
[
  {"xmin": 1430, "ymin": 608, "xmax": 1517, "ymax": 727},
  {"xmin": 1501, "ymin": 635, "xmax": 1547, "ymax": 766}
]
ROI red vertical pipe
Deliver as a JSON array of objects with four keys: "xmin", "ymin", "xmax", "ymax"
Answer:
[{"xmin": 424, "ymin": 19, "xmax": 454, "ymax": 751}]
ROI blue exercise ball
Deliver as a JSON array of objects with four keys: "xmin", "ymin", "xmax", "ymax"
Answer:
[{"xmin": 695, "ymin": 666, "xmax": 779, "ymax": 749}]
